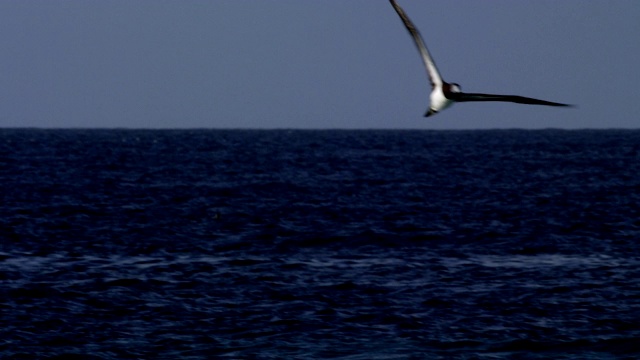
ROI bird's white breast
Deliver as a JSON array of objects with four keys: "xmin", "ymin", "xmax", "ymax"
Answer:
[{"xmin": 430, "ymin": 88, "xmax": 454, "ymax": 112}]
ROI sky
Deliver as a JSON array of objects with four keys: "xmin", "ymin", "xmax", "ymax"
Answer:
[{"xmin": 1, "ymin": 0, "xmax": 639, "ymax": 130}]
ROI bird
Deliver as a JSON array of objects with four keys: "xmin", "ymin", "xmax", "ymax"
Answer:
[{"xmin": 389, "ymin": 0, "xmax": 572, "ymax": 117}]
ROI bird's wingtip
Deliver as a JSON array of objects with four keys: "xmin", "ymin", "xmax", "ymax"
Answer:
[{"xmin": 557, "ymin": 103, "xmax": 576, "ymax": 108}]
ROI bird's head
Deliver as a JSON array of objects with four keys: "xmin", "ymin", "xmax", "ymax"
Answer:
[{"xmin": 450, "ymin": 83, "xmax": 462, "ymax": 93}]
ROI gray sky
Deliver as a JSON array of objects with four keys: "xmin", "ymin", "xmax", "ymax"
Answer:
[{"xmin": 1, "ymin": 1, "xmax": 639, "ymax": 129}]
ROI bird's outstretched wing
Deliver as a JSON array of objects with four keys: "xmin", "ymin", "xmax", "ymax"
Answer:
[
  {"xmin": 451, "ymin": 92, "xmax": 572, "ymax": 107},
  {"xmin": 389, "ymin": 0, "xmax": 442, "ymax": 89}
]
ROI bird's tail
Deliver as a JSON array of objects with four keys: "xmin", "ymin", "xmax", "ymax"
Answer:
[{"xmin": 425, "ymin": 108, "xmax": 437, "ymax": 117}]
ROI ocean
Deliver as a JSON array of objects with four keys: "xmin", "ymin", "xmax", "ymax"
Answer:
[{"xmin": 1, "ymin": 129, "xmax": 639, "ymax": 359}]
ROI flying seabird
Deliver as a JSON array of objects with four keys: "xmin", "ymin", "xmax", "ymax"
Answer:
[{"xmin": 389, "ymin": 0, "xmax": 572, "ymax": 117}]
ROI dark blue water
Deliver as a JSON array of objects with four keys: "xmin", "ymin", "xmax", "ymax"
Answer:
[{"xmin": 2, "ymin": 129, "xmax": 640, "ymax": 359}]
